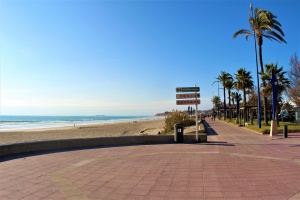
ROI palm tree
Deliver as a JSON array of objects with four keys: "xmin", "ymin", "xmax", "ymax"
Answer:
[
  {"xmin": 216, "ymin": 71, "xmax": 232, "ymax": 120},
  {"xmin": 231, "ymin": 91, "xmax": 236, "ymax": 105},
  {"xmin": 261, "ymin": 62, "xmax": 290, "ymax": 121},
  {"xmin": 211, "ymin": 96, "xmax": 220, "ymax": 110},
  {"xmin": 234, "ymin": 68, "xmax": 254, "ymax": 121},
  {"xmin": 233, "ymin": 5, "xmax": 287, "ymax": 124},
  {"xmin": 224, "ymin": 77, "xmax": 234, "ymax": 107},
  {"xmin": 224, "ymin": 76, "xmax": 234, "ymax": 120}
]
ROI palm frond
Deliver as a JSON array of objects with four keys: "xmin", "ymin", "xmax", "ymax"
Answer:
[
  {"xmin": 233, "ymin": 29, "xmax": 252, "ymax": 38},
  {"xmin": 245, "ymin": 33, "xmax": 253, "ymax": 40},
  {"xmin": 264, "ymin": 31, "xmax": 287, "ymax": 43},
  {"xmin": 272, "ymin": 24, "xmax": 285, "ymax": 36},
  {"xmin": 271, "ymin": 19, "xmax": 282, "ymax": 27},
  {"xmin": 261, "ymin": 34, "xmax": 281, "ymax": 43}
]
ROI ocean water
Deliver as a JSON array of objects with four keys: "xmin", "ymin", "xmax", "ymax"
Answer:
[{"xmin": 0, "ymin": 115, "xmax": 158, "ymax": 131}]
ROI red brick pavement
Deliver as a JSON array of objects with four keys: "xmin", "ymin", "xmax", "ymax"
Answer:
[{"xmin": 0, "ymin": 120, "xmax": 299, "ymax": 200}]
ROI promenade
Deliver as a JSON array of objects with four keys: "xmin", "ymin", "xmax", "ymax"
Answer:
[{"xmin": 1, "ymin": 120, "xmax": 299, "ymax": 200}]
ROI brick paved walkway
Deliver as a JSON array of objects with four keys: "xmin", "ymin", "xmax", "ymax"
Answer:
[{"xmin": 1, "ymin": 120, "xmax": 299, "ymax": 200}]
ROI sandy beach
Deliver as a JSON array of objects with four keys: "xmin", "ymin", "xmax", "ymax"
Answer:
[{"xmin": 0, "ymin": 119, "xmax": 165, "ymax": 145}]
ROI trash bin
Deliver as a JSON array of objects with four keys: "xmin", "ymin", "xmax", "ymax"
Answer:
[
  {"xmin": 283, "ymin": 125, "xmax": 288, "ymax": 138},
  {"xmin": 174, "ymin": 123, "xmax": 184, "ymax": 143}
]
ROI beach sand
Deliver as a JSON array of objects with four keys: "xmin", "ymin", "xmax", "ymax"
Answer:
[{"xmin": 0, "ymin": 119, "xmax": 165, "ymax": 145}]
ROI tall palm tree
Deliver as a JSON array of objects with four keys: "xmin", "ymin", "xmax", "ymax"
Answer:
[
  {"xmin": 231, "ymin": 91, "xmax": 236, "ymax": 105},
  {"xmin": 216, "ymin": 71, "xmax": 232, "ymax": 120},
  {"xmin": 224, "ymin": 77, "xmax": 234, "ymax": 107},
  {"xmin": 261, "ymin": 62, "xmax": 290, "ymax": 121},
  {"xmin": 224, "ymin": 76, "xmax": 234, "ymax": 120},
  {"xmin": 233, "ymin": 5, "xmax": 287, "ymax": 124},
  {"xmin": 234, "ymin": 68, "xmax": 254, "ymax": 121}
]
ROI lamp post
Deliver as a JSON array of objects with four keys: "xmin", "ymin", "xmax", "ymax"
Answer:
[
  {"xmin": 212, "ymin": 81, "xmax": 223, "ymax": 120},
  {"xmin": 250, "ymin": 3, "xmax": 261, "ymax": 128}
]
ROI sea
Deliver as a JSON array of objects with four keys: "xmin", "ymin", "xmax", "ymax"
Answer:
[{"xmin": 0, "ymin": 115, "xmax": 160, "ymax": 131}]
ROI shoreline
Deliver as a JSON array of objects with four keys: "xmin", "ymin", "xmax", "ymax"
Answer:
[
  {"xmin": 0, "ymin": 116, "xmax": 164, "ymax": 132},
  {"xmin": 0, "ymin": 118, "xmax": 162, "ymax": 133},
  {"xmin": 0, "ymin": 115, "xmax": 162, "ymax": 132},
  {"xmin": 0, "ymin": 119, "xmax": 165, "ymax": 145}
]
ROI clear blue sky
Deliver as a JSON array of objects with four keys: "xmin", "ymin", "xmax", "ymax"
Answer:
[{"xmin": 1, "ymin": 0, "xmax": 299, "ymax": 116}]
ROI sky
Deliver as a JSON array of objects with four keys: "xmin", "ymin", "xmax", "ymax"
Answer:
[{"xmin": 0, "ymin": 0, "xmax": 299, "ymax": 116}]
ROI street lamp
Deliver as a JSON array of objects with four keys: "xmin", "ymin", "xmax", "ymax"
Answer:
[
  {"xmin": 212, "ymin": 81, "xmax": 223, "ymax": 120},
  {"xmin": 250, "ymin": 3, "xmax": 261, "ymax": 128}
]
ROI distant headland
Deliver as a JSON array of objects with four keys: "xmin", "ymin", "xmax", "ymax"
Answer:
[{"xmin": 155, "ymin": 112, "xmax": 170, "ymax": 116}]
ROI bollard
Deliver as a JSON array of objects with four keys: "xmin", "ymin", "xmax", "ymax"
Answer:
[{"xmin": 283, "ymin": 125, "xmax": 288, "ymax": 138}]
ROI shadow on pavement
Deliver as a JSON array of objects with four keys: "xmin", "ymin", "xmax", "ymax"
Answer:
[
  {"xmin": 203, "ymin": 121, "xmax": 218, "ymax": 136},
  {"xmin": 0, "ymin": 143, "xmax": 165, "ymax": 162},
  {"xmin": 201, "ymin": 121, "xmax": 235, "ymax": 146},
  {"xmin": 0, "ymin": 146, "xmax": 104, "ymax": 162},
  {"xmin": 290, "ymin": 145, "xmax": 300, "ymax": 147}
]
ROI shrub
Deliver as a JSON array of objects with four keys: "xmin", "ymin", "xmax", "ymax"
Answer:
[{"xmin": 163, "ymin": 110, "xmax": 196, "ymax": 133}]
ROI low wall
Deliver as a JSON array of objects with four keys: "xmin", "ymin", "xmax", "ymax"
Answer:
[{"xmin": 0, "ymin": 133, "xmax": 207, "ymax": 157}]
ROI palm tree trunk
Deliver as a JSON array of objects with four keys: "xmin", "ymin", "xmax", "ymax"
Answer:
[
  {"xmin": 258, "ymin": 38, "xmax": 264, "ymax": 74},
  {"xmin": 228, "ymin": 90, "xmax": 231, "ymax": 120},
  {"xmin": 223, "ymin": 87, "xmax": 226, "ymax": 120},
  {"xmin": 243, "ymin": 88, "xmax": 247, "ymax": 121}
]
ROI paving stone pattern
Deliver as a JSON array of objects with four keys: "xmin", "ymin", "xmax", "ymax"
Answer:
[{"xmin": 0, "ymin": 120, "xmax": 299, "ymax": 200}]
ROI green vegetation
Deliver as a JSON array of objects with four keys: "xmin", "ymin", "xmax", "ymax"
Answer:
[
  {"xmin": 211, "ymin": 96, "xmax": 220, "ymax": 110},
  {"xmin": 220, "ymin": 118, "xmax": 300, "ymax": 134},
  {"xmin": 246, "ymin": 121, "xmax": 300, "ymax": 134},
  {"xmin": 215, "ymin": 71, "xmax": 233, "ymax": 120},
  {"xmin": 163, "ymin": 110, "xmax": 195, "ymax": 133},
  {"xmin": 234, "ymin": 68, "xmax": 254, "ymax": 108}
]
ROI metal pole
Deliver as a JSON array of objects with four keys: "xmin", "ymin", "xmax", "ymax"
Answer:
[
  {"xmin": 212, "ymin": 81, "xmax": 221, "ymax": 120},
  {"xmin": 283, "ymin": 125, "xmax": 288, "ymax": 138},
  {"xmin": 250, "ymin": 3, "xmax": 261, "ymax": 128},
  {"xmin": 195, "ymin": 84, "xmax": 198, "ymax": 142},
  {"xmin": 218, "ymin": 82, "xmax": 220, "ymax": 119}
]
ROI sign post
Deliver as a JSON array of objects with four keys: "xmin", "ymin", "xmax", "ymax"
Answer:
[
  {"xmin": 175, "ymin": 85, "xmax": 201, "ymax": 142},
  {"xmin": 195, "ymin": 84, "xmax": 198, "ymax": 141}
]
